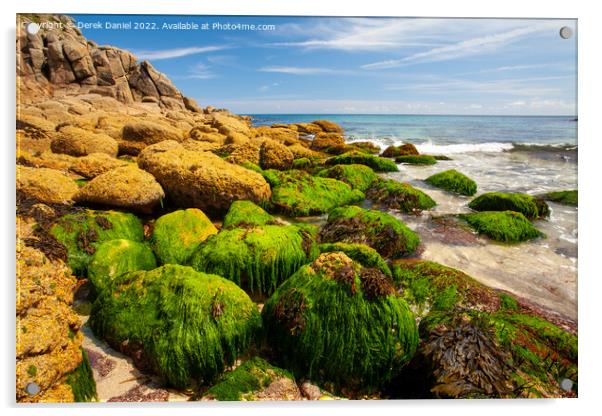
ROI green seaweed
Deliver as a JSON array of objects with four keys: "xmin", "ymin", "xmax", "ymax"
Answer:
[
  {"xmin": 395, "ymin": 155, "xmax": 437, "ymax": 165},
  {"xmin": 319, "ymin": 242, "xmax": 392, "ymax": 277},
  {"xmin": 460, "ymin": 211, "xmax": 544, "ymax": 243},
  {"xmin": 325, "ymin": 150, "xmax": 398, "ymax": 172},
  {"xmin": 540, "ymin": 190, "xmax": 578, "ymax": 207},
  {"xmin": 425, "ymin": 169, "xmax": 477, "ymax": 196},
  {"xmin": 292, "ymin": 158, "xmax": 312, "ymax": 169},
  {"xmin": 320, "ymin": 205, "xmax": 420, "ymax": 258},
  {"xmin": 89, "ymin": 265, "xmax": 262, "ymax": 388},
  {"xmin": 49, "ymin": 210, "xmax": 144, "ymax": 276},
  {"xmin": 66, "ymin": 348, "xmax": 97, "ymax": 402},
  {"xmin": 468, "ymin": 192, "xmax": 550, "ymax": 219},
  {"xmin": 316, "ymin": 164, "xmax": 378, "ymax": 192},
  {"xmin": 366, "ymin": 178, "xmax": 436, "ymax": 213},
  {"xmin": 87, "ymin": 239, "xmax": 157, "ymax": 294},
  {"xmin": 262, "ymin": 252, "xmax": 418, "ymax": 392},
  {"xmin": 151, "ymin": 209, "xmax": 218, "ymax": 265},
  {"xmin": 222, "ymin": 200, "xmax": 276, "ymax": 228}
]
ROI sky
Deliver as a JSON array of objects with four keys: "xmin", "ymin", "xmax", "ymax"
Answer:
[{"xmin": 72, "ymin": 15, "xmax": 577, "ymax": 115}]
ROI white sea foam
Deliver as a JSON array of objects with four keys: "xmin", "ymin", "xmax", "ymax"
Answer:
[{"xmin": 344, "ymin": 137, "xmax": 515, "ymax": 154}]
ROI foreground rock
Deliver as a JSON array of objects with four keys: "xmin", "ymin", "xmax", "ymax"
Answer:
[
  {"xmin": 316, "ymin": 164, "xmax": 378, "ymax": 192},
  {"xmin": 367, "ymin": 178, "xmax": 436, "ymax": 213},
  {"xmin": 459, "ymin": 211, "xmax": 544, "ymax": 243},
  {"xmin": 538, "ymin": 190, "xmax": 578, "ymax": 207},
  {"xmin": 51, "ymin": 126, "xmax": 118, "ymax": 157},
  {"xmin": 89, "ymin": 265, "xmax": 262, "ymax": 388},
  {"xmin": 75, "ymin": 165, "xmax": 165, "ymax": 214},
  {"xmin": 425, "ymin": 169, "xmax": 477, "ymax": 196},
  {"xmin": 70, "ymin": 153, "xmax": 129, "ymax": 178},
  {"xmin": 468, "ymin": 192, "xmax": 550, "ymax": 220},
  {"xmin": 262, "ymin": 252, "xmax": 418, "ymax": 393},
  {"xmin": 138, "ymin": 141, "xmax": 271, "ymax": 213},
  {"xmin": 17, "ymin": 166, "xmax": 78, "ymax": 205}
]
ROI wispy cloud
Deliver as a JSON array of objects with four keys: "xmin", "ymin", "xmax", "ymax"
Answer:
[
  {"xmin": 362, "ymin": 23, "xmax": 558, "ymax": 69},
  {"xmin": 258, "ymin": 82, "xmax": 280, "ymax": 92},
  {"xmin": 181, "ymin": 63, "xmax": 216, "ymax": 80},
  {"xmin": 260, "ymin": 66, "xmax": 353, "ymax": 75},
  {"xmin": 135, "ymin": 46, "xmax": 227, "ymax": 61}
]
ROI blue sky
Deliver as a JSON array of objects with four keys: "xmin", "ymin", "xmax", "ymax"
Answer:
[{"xmin": 73, "ymin": 15, "xmax": 577, "ymax": 115}]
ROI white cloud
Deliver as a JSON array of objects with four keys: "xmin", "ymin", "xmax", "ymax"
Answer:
[
  {"xmin": 259, "ymin": 66, "xmax": 352, "ymax": 75},
  {"xmin": 183, "ymin": 63, "xmax": 216, "ymax": 80},
  {"xmin": 135, "ymin": 46, "xmax": 227, "ymax": 61}
]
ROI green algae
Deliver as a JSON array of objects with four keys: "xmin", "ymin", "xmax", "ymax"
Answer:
[
  {"xmin": 292, "ymin": 157, "xmax": 312, "ymax": 169},
  {"xmin": 49, "ymin": 210, "xmax": 144, "ymax": 276},
  {"xmin": 264, "ymin": 169, "xmax": 365, "ymax": 217},
  {"xmin": 222, "ymin": 200, "xmax": 276, "ymax": 228},
  {"xmin": 66, "ymin": 348, "xmax": 97, "ymax": 402},
  {"xmin": 87, "ymin": 239, "xmax": 157, "ymax": 294},
  {"xmin": 262, "ymin": 252, "xmax": 418, "ymax": 391},
  {"xmin": 319, "ymin": 242, "xmax": 392, "ymax": 277},
  {"xmin": 151, "ymin": 209, "xmax": 218, "ymax": 265},
  {"xmin": 202, "ymin": 357, "xmax": 294, "ymax": 401},
  {"xmin": 395, "ymin": 155, "xmax": 437, "ymax": 165},
  {"xmin": 316, "ymin": 164, "xmax": 378, "ymax": 192},
  {"xmin": 367, "ymin": 178, "xmax": 436, "ymax": 213},
  {"xmin": 190, "ymin": 221, "xmax": 319, "ymax": 295},
  {"xmin": 540, "ymin": 190, "xmax": 578, "ymax": 206},
  {"xmin": 460, "ymin": 211, "xmax": 544, "ymax": 243},
  {"xmin": 89, "ymin": 265, "xmax": 261, "ymax": 389},
  {"xmin": 320, "ymin": 205, "xmax": 420, "ymax": 259},
  {"xmin": 325, "ymin": 150, "xmax": 398, "ymax": 172},
  {"xmin": 468, "ymin": 192, "xmax": 550, "ymax": 219},
  {"xmin": 425, "ymin": 169, "xmax": 477, "ymax": 196}
]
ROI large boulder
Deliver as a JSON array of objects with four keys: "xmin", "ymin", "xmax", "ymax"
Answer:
[
  {"xmin": 17, "ymin": 166, "xmax": 78, "ymax": 205},
  {"xmin": 74, "ymin": 165, "xmax": 165, "ymax": 214},
  {"xmin": 326, "ymin": 150, "xmax": 398, "ymax": 172},
  {"xmin": 311, "ymin": 119, "xmax": 344, "ymax": 134},
  {"xmin": 51, "ymin": 126, "xmax": 118, "ymax": 157},
  {"xmin": 89, "ymin": 265, "xmax": 262, "ymax": 388},
  {"xmin": 316, "ymin": 164, "xmax": 378, "ymax": 192},
  {"xmin": 137, "ymin": 141, "xmax": 271, "ymax": 213},
  {"xmin": 366, "ymin": 178, "xmax": 436, "ymax": 213},
  {"xmin": 425, "ymin": 169, "xmax": 477, "ymax": 196},
  {"xmin": 121, "ymin": 120, "xmax": 183, "ymax": 145},
  {"xmin": 310, "ymin": 132, "xmax": 346, "ymax": 154},
  {"xmin": 70, "ymin": 153, "xmax": 129, "ymax": 178},
  {"xmin": 459, "ymin": 211, "xmax": 544, "ymax": 243},
  {"xmin": 259, "ymin": 139, "xmax": 294, "ymax": 170},
  {"xmin": 468, "ymin": 192, "xmax": 550, "ymax": 220}
]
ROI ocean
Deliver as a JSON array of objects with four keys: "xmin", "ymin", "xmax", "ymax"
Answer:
[{"xmin": 248, "ymin": 114, "xmax": 578, "ymax": 319}]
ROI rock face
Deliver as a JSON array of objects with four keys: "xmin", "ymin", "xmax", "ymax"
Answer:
[
  {"xmin": 137, "ymin": 141, "xmax": 271, "ymax": 213},
  {"xmin": 17, "ymin": 14, "xmax": 197, "ymax": 109}
]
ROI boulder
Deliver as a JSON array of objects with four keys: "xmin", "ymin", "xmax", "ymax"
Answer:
[
  {"xmin": 395, "ymin": 155, "xmax": 437, "ymax": 165},
  {"xmin": 252, "ymin": 126, "xmax": 299, "ymax": 144},
  {"xmin": 70, "ymin": 153, "xmax": 129, "ymax": 178},
  {"xmin": 381, "ymin": 143, "xmax": 419, "ymax": 158},
  {"xmin": 425, "ymin": 169, "xmax": 477, "ymax": 196},
  {"xmin": 223, "ymin": 141, "xmax": 261, "ymax": 165},
  {"xmin": 311, "ymin": 119, "xmax": 344, "ymax": 134},
  {"xmin": 366, "ymin": 178, "xmax": 436, "ymax": 213},
  {"xmin": 326, "ymin": 151, "xmax": 398, "ymax": 172},
  {"xmin": 17, "ymin": 166, "xmax": 78, "ymax": 205},
  {"xmin": 459, "ymin": 211, "xmax": 544, "ymax": 243},
  {"xmin": 310, "ymin": 132, "xmax": 347, "ymax": 154},
  {"xmin": 210, "ymin": 113, "xmax": 251, "ymax": 137},
  {"xmin": 287, "ymin": 144, "xmax": 323, "ymax": 159},
  {"xmin": 138, "ymin": 142, "xmax": 271, "ymax": 213},
  {"xmin": 468, "ymin": 192, "xmax": 550, "ymax": 220},
  {"xmin": 259, "ymin": 139, "xmax": 294, "ymax": 170},
  {"xmin": 316, "ymin": 164, "xmax": 378, "ymax": 192},
  {"xmin": 51, "ymin": 126, "xmax": 118, "ymax": 157},
  {"xmin": 74, "ymin": 165, "xmax": 165, "ymax": 214},
  {"xmin": 183, "ymin": 96, "xmax": 202, "ymax": 113},
  {"xmin": 121, "ymin": 120, "xmax": 183, "ymax": 144}
]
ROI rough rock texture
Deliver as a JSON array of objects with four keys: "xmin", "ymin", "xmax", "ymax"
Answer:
[
  {"xmin": 74, "ymin": 165, "xmax": 165, "ymax": 214},
  {"xmin": 138, "ymin": 141, "xmax": 271, "ymax": 213},
  {"xmin": 259, "ymin": 139, "xmax": 294, "ymax": 170},
  {"xmin": 121, "ymin": 120, "xmax": 183, "ymax": 145},
  {"xmin": 51, "ymin": 126, "xmax": 118, "ymax": 157},
  {"xmin": 70, "ymin": 153, "xmax": 129, "ymax": 178},
  {"xmin": 17, "ymin": 165, "xmax": 78, "ymax": 205}
]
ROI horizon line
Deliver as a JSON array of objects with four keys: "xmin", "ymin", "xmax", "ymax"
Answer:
[{"xmin": 239, "ymin": 113, "xmax": 577, "ymax": 117}]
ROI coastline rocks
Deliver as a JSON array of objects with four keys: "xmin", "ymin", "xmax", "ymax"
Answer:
[
  {"xmin": 138, "ymin": 141, "xmax": 271, "ymax": 213},
  {"xmin": 263, "ymin": 169, "xmax": 364, "ymax": 217},
  {"xmin": 425, "ymin": 169, "xmax": 477, "ymax": 196},
  {"xmin": 253, "ymin": 126, "xmax": 299, "ymax": 145},
  {"xmin": 538, "ymin": 190, "xmax": 577, "ymax": 206},
  {"xmin": 319, "ymin": 242, "xmax": 392, "ymax": 277},
  {"xmin": 70, "ymin": 153, "xmax": 129, "ymax": 178},
  {"xmin": 17, "ymin": 166, "xmax": 78, "ymax": 205},
  {"xmin": 51, "ymin": 126, "xmax": 118, "ymax": 157},
  {"xmin": 262, "ymin": 252, "xmax": 418, "ymax": 391},
  {"xmin": 311, "ymin": 119, "xmax": 344, "ymax": 134},
  {"xmin": 459, "ymin": 211, "xmax": 544, "ymax": 243},
  {"xmin": 49, "ymin": 210, "xmax": 144, "ymax": 276},
  {"xmin": 259, "ymin": 139, "xmax": 294, "ymax": 170},
  {"xmin": 122, "ymin": 120, "xmax": 183, "ymax": 144},
  {"xmin": 287, "ymin": 144, "xmax": 323, "ymax": 159},
  {"xmin": 74, "ymin": 165, "xmax": 165, "ymax": 214},
  {"xmin": 151, "ymin": 209, "xmax": 218, "ymax": 265},
  {"xmin": 381, "ymin": 143, "xmax": 419, "ymax": 158},
  {"xmin": 223, "ymin": 141, "xmax": 261, "ymax": 166},
  {"xmin": 316, "ymin": 164, "xmax": 378, "ymax": 192},
  {"xmin": 87, "ymin": 239, "xmax": 157, "ymax": 293},
  {"xmin": 89, "ymin": 265, "xmax": 262, "ymax": 388},
  {"xmin": 367, "ymin": 178, "xmax": 436, "ymax": 213},
  {"xmin": 310, "ymin": 133, "xmax": 346, "ymax": 154},
  {"xmin": 319, "ymin": 205, "xmax": 420, "ymax": 258},
  {"xmin": 211, "ymin": 113, "xmax": 252, "ymax": 137},
  {"xmin": 350, "ymin": 141, "xmax": 381, "ymax": 154},
  {"xmin": 468, "ymin": 192, "xmax": 550, "ymax": 220},
  {"xmin": 395, "ymin": 155, "xmax": 437, "ymax": 165},
  {"xmin": 326, "ymin": 150, "xmax": 398, "ymax": 172},
  {"xmin": 190, "ymin": 202, "xmax": 319, "ymax": 295}
]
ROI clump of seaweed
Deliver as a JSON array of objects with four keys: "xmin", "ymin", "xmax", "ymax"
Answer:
[
  {"xmin": 468, "ymin": 192, "xmax": 550, "ymax": 219},
  {"xmin": 459, "ymin": 211, "xmax": 544, "ymax": 243},
  {"xmin": 425, "ymin": 169, "xmax": 477, "ymax": 196},
  {"xmin": 395, "ymin": 155, "xmax": 437, "ymax": 165}
]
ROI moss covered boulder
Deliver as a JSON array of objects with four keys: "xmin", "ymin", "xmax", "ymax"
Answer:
[
  {"xmin": 381, "ymin": 143, "xmax": 419, "ymax": 158},
  {"xmin": 222, "ymin": 200, "xmax": 278, "ymax": 228},
  {"xmin": 459, "ymin": 211, "xmax": 544, "ymax": 243},
  {"xmin": 325, "ymin": 150, "xmax": 398, "ymax": 172},
  {"xmin": 468, "ymin": 192, "xmax": 550, "ymax": 219},
  {"xmin": 320, "ymin": 205, "xmax": 420, "ymax": 258},
  {"xmin": 50, "ymin": 210, "xmax": 144, "ymax": 276},
  {"xmin": 395, "ymin": 155, "xmax": 437, "ymax": 165},
  {"xmin": 151, "ymin": 209, "xmax": 218, "ymax": 265},
  {"xmin": 89, "ymin": 265, "xmax": 261, "ymax": 388},
  {"xmin": 201, "ymin": 357, "xmax": 300, "ymax": 401},
  {"xmin": 425, "ymin": 169, "xmax": 477, "ymax": 196},
  {"xmin": 350, "ymin": 141, "xmax": 381, "ymax": 154},
  {"xmin": 87, "ymin": 239, "xmax": 157, "ymax": 293},
  {"xmin": 316, "ymin": 164, "xmax": 378, "ymax": 192},
  {"xmin": 539, "ymin": 190, "xmax": 577, "ymax": 206},
  {"xmin": 366, "ymin": 178, "xmax": 436, "ymax": 213},
  {"xmin": 264, "ymin": 169, "xmax": 364, "ymax": 217},
  {"xmin": 262, "ymin": 252, "xmax": 418, "ymax": 391},
  {"xmin": 319, "ymin": 242, "xmax": 392, "ymax": 277}
]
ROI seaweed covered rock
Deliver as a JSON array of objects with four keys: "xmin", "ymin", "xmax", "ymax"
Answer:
[
  {"xmin": 319, "ymin": 242, "xmax": 392, "ymax": 277},
  {"xmin": 350, "ymin": 141, "xmax": 381, "ymax": 154},
  {"xmin": 49, "ymin": 210, "xmax": 144, "ymax": 275},
  {"xmin": 151, "ymin": 209, "xmax": 218, "ymax": 265},
  {"xmin": 190, "ymin": 206, "xmax": 319, "ymax": 295},
  {"xmin": 264, "ymin": 169, "xmax": 364, "ymax": 217},
  {"xmin": 51, "ymin": 126, "xmax": 118, "ymax": 157},
  {"xmin": 316, "ymin": 164, "xmax": 378, "ymax": 192},
  {"xmin": 17, "ymin": 166, "xmax": 78, "ymax": 205},
  {"xmin": 381, "ymin": 143, "xmax": 419, "ymax": 158},
  {"xmin": 320, "ymin": 205, "xmax": 420, "ymax": 258},
  {"xmin": 138, "ymin": 141, "xmax": 271, "ymax": 213},
  {"xmin": 89, "ymin": 265, "xmax": 262, "ymax": 388},
  {"xmin": 222, "ymin": 200, "xmax": 278, "ymax": 228},
  {"xmin": 468, "ymin": 192, "xmax": 550, "ymax": 219},
  {"xmin": 395, "ymin": 155, "xmax": 437, "ymax": 165},
  {"xmin": 259, "ymin": 139, "xmax": 294, "ymax": 170},
  {"xmin": 87, "ymin": 239, "xmax": 157, "ymax": 293},
  {"xmin": 366, "ymin": 178, "xmax": 436, "ymax": 213},
  {"xmin": 326, "ymin": 150, "xmax": 398, "ymax": 172},
  {"xmin": 201, "ymin": 357, "xmax": 301, "ymax": 401},
  {"xmin": 459, "ymin": 211, "xmax": 544, "ymax": 243},
  {"xmin": 539, "ymin": 190, "xmax": 578, "ymax": 206},
  {"xmin": 262, "ymin": 252, "xmax": 418, "ymax": 391},
  {"xmin": 74, "ymin": 165, "xmax": 165, "ymax": 214},
  {"xmin": 425, "ymin": 169, "xmax": 477, "ymax": 196}
]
